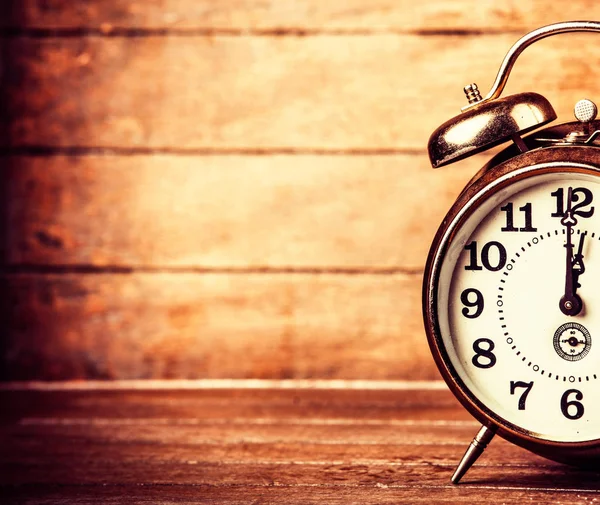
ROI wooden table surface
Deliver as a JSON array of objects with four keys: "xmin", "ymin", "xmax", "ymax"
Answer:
[{"xmin": 1, "ymin": 380, "xmax": 599, "ymax": 504}]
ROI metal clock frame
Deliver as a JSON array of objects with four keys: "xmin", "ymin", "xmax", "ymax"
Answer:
[{"xmin": 423, "ymin": 145, "xmax": 600, "ymax": 470}]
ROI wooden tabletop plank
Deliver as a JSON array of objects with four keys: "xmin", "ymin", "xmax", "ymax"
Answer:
[
  {"xmin": 1, "ymin": 0, "xmax": 598, "ymax": 32},
  {"xmin": 1, "ymin": 385, "xmax": 598, "ymax": 503},
  {"xmin": 1, "ymin": 434, "xmax": 545, "ymax": 467},
  {"xmin": 3, "ymin": 484, "xmax": 598, "ymax": 505},
  {"xmin": 4, "ymin": 457, "xmax": 598, "ymax": 489},
  {"xmin": 0, "ymin": 385, "xmax": 463, "ymax": 420},
  {"xmin": 1, "ymin": 421, "xmax": 594, "ymax": 489},
  {"xmin": 2, "ymin": 418, "xmax": 482, "ymax": 447},
  {"xmin": 3, "ymin": 34, "xmax": 599, "ymax": 150}
]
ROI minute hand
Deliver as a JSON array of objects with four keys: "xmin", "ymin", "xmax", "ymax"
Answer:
[{"xmin": 559, "ymin": 204, "xmax": 583, "ymax": 316}]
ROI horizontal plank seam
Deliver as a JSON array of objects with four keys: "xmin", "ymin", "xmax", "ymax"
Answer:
[
  {"xmin": 0, "ymin": 146, "xmax": 426, "ymax": 157},
  {"xmin": 0, "ymin": 379, "xmax": 446, "ymax": 391},
  {"xmin": 0, "ymin": 27, "xmax": 521, "ymax": 38},
  {"xmin": 1, "ymin": 264, "xmax": 424, "ymax": 276},
  {"xmin": 1, "ymin": 439, "xmax": 471, "ymax": 447},
  {"xmin": 19, "ymin": 418, "xmax": 477, "ymax": 427},
  {"xmin": 0, "ymin": 482, "xmax": 591, "ymax": 493},
  {"xmin": 0, "ymin": 459, "xmax": 554, "ymax": 470}
]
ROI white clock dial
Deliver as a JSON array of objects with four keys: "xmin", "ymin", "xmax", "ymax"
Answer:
[{"xmin": 437, "ymin": 169, "xmax": 600, "ymax": 442}]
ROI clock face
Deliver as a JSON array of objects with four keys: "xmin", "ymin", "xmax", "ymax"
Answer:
[{"xmin": 435, "ymin": 167, "xmax": 600, "ymax": 443}]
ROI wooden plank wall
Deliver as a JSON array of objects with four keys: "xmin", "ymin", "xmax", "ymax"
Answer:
[{"xmin": 1, "ymin": 1, "xmax": 600, "ymax": 380}]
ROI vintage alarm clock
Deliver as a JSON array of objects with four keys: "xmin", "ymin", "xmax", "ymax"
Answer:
[{"xmin": 423, "ymin": 21, "xmax": 600, "ymax": 483}]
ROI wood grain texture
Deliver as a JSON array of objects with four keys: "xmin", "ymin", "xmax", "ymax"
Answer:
[
  {"xmin": 3, "ymin": 486, "xmax": 595, "ymax": 505},
  {"xmin": 3, "ymin": 34, "xmax": 600, "ymax": 149},
  {"xmin": 1, "ymin": 0, "xmax": 599, "ymax": 31},
  {"xmin": 1, "ymin": 385, "xmax": 599, "ymax": 503},
  {"xmin": 0, "ymin": 273, "xmax": 435, "ymax": 380},
  {"xmin": 2, "ymin": 154, "xmax": 475, "ymax": 269},
  {"xmin": 6, "ymin": 455, "xmax": 595, "ymax": 488},
  {"xmin": 4, "ymin": 4, "xmax": 600, "ymax": 382},
  {"xmin": 0, "ymin": 386, "xmax": 469, "ymax": 422}
]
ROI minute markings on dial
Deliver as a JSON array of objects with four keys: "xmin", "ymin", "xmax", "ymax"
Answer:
[{"xmin": 498, "ymin": 230, "xmax": 597, "ymax": 382}]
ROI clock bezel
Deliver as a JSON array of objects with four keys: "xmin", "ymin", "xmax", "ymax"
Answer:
[{"xmin": 423, "ymin": 145, "xmax": 600, "ymax": 463}]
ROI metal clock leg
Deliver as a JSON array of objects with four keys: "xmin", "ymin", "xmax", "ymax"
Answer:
[{"xmin": 452, "ymin": 425, "xmax": 496, "ymax": 484}]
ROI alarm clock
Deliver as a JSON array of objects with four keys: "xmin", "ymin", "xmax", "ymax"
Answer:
[{"xmin": 423, "ymin": 21, "xmax": 600, "ymax": 483}]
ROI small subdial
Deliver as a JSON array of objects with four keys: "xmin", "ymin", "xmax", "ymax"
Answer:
[{"xmin": 553, "ymin": 322, "xmax": 592, "ymax": 362}]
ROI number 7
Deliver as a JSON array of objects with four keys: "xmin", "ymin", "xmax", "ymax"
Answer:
[{"xmin": 510, "ymin": 381, "xmax": 534, "ymax": 410}]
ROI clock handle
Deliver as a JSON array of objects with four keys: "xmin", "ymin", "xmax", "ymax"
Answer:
[
  {"xmin": 462, "ymin": 21, "xmax": 600, "ymax": 111},
  {"xmin": 451, "ymin": 424, "xmax": 496, "ymax": 484}
]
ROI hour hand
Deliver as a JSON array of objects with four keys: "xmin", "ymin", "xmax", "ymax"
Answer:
[{"xmin": 572, "ymin": 232, "xmax": 586, "ymax": 290}]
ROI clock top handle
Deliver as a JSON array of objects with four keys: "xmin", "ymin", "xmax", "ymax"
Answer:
[
  {"xmin": 428, "ymin": 21, "xmax": 600, "ymax": 169},
  {"xmin": 463, "ymin": 21, "xmax": 600, "ymax": 111}
]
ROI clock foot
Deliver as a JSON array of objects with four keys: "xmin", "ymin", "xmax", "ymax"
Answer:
[{"xmin": 451, "ymin": 425, "xmax": 496, "ymax": 484}]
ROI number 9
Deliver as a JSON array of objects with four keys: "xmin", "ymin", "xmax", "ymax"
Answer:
[{"xmin": 461, "ymin": 288, "xmax": 484, "ymax": 319}]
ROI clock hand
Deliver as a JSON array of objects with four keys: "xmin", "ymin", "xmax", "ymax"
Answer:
[
  {"xmin": 559, "ymin": 188, "xmax": 583, "ymax": 316},
  {"xmin": 572, "ymin": 232, "xmax": 586, "ymax": 291},
  {"xmin": 561, "ymin": 339, "xmax": 586, "ymax": 345}
]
